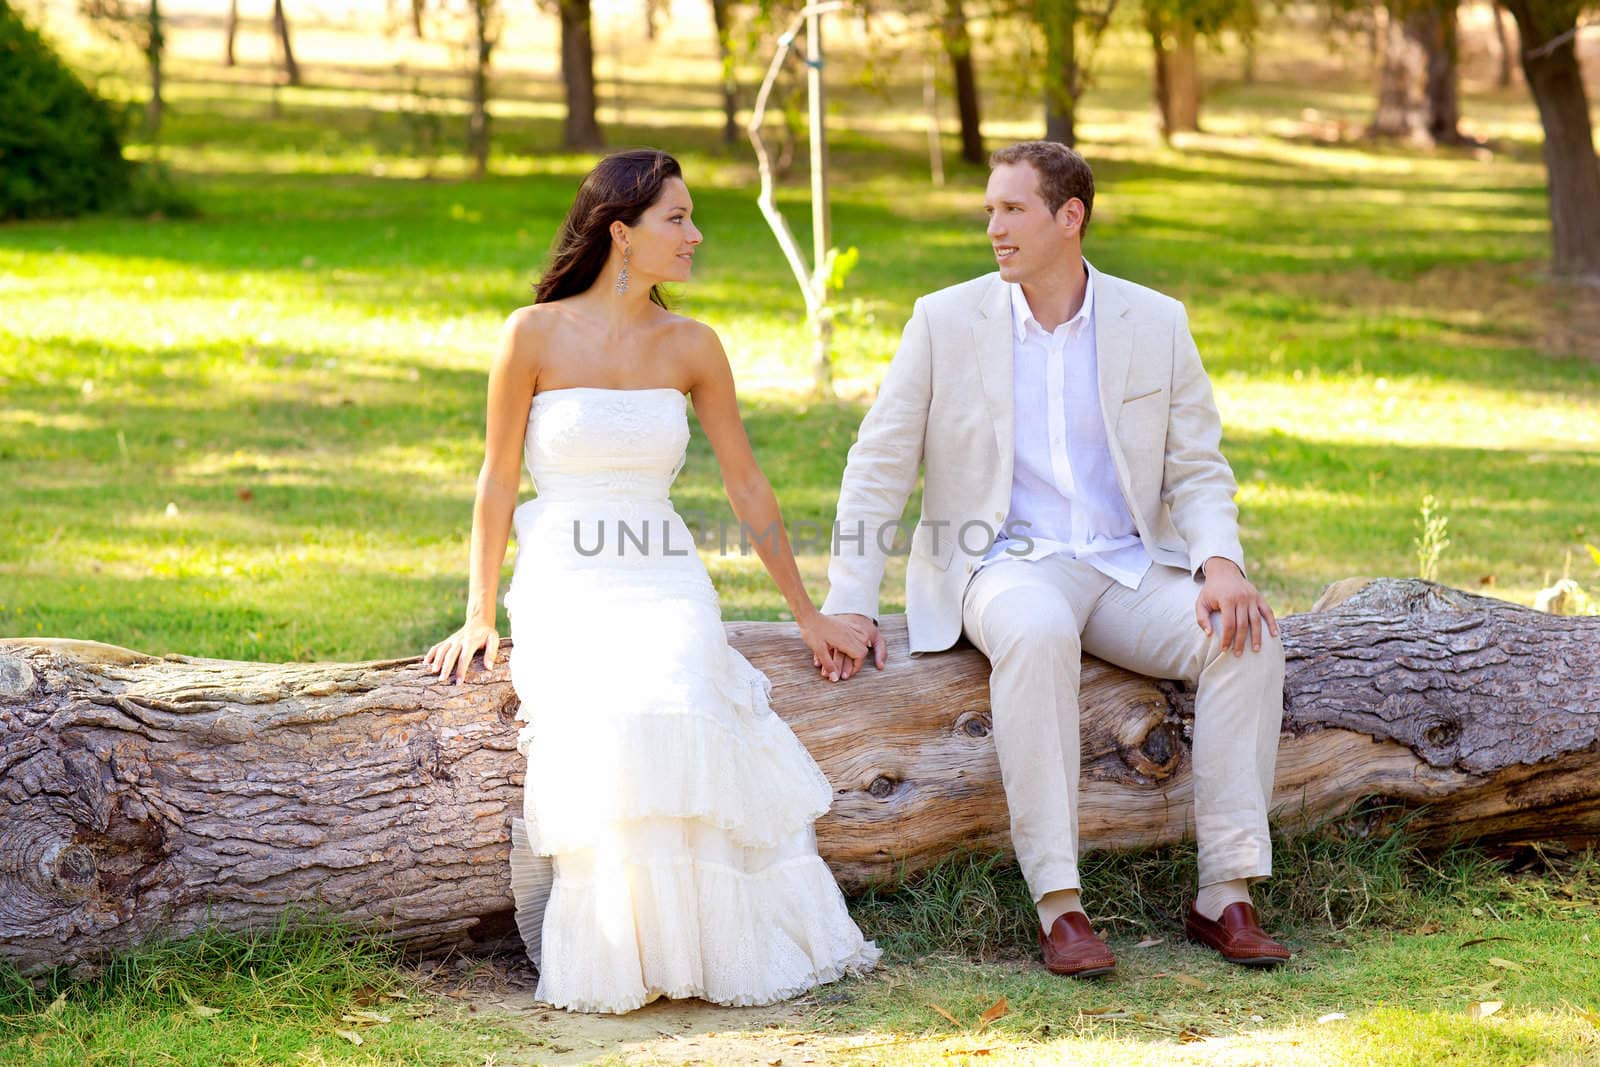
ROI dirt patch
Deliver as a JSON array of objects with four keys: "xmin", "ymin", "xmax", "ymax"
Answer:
[{"xmin": 410, "ymin": 954, "xmax": 851, "ymax": 1065}]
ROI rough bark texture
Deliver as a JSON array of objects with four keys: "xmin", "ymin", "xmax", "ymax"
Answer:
[
  {"xmin": 3, "ymin": 579, "xmax": 1596, "ymax": 980},
  {"xmin": 942, "ymin": 0, "xmax": 985, "ymax": 165},
  {"xmin": 559, "ymin": 0, "xmax": 602, "ymax": 149},
  {"xmin": 1414, "ymin": 0, "xmax": 1463, "ymax": 144},
  {"xmin": 1502, "ymin": 0, "xmax": 1600, "ymax": 279}
]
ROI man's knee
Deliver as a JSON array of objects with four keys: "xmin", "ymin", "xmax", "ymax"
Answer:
[{"xmin": 979, "ymin": 589, "xmax": 1080, "ymax": 656}]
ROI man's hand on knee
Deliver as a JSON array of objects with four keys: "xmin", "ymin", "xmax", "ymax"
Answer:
[{"xmin": 1194, "ymin": 557, "xmax": 1280, "ymax": 656}]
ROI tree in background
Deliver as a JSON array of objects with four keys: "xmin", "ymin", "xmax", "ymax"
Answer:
[
  {"xmin": 467, "ymin": 0, "xmax": 498, "ymax": 176},
  {"xmin": 1500, "ymin": 0, "xmax": 1600, "ymax": 278},
  {"xmin": 1035, "ymin": 0, "xmax": 1120, "ymax": 145},
  {"xmin": 940, "ymin": 0, "xmax": 985, "ymax": 163},
  {"xmin": 559, "ymin": 0, "xmax": 603, "ymax": 147},
  {"xmin": 1369, "ymin": 0, "xmax": 1464, "ymax": 144},
  {"xmin": 78, "ymin": 0, "xmax": 164, "ymax": 138},
  {"xmin": 272, "ymin": 0, "xmax": 300, "ymax": 85},
  {"xmin": 1142, "ymin": 0, "xmax": 1255, "ymax": 138}
]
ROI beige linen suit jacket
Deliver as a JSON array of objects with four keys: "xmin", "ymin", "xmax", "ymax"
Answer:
[{"xmin": 821, "ymin": 268, "xmax": 1246, "ymax": 655}]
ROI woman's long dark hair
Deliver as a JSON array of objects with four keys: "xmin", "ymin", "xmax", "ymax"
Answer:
[{"xmin": 535, "ymin": 149, "xmax": 682, "ymax": 309}]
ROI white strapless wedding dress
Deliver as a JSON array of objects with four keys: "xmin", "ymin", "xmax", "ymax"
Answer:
[{"xmin": 503, "ymin": 386, "xmax": 879, "ymax": 1014}]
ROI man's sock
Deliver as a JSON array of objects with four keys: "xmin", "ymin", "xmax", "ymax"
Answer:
[
  {"xmin": 1037, "ymin": 888, "xmax": 1086, "ymax": 933},
  {"xmin": 1194, "ymin": 878, "xmax": 1252, "ymax": 922}
]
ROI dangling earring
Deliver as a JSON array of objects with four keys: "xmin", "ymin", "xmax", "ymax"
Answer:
[{"xmin": 614, "ymin": 245, "xmax": 631, "ymax": 295}]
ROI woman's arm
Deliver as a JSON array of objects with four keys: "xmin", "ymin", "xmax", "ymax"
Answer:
[
  {"xmin": 683, "ymin": 324, "xmax": 866, "ymax": 680},
  {"xmin": 424, "ymin": 308, "xmax": 540, "ymax": 682}
]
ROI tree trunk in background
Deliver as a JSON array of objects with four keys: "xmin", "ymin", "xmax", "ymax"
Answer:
[
  {"xmin": 1370, "ymin": 3, "xmax": 1427, "ymax": 139},
  {"xmin": 4, "ymin": 580, "xmax": 1599, "ymax": 980},
  {"xmin": 272, "ymin": 0, "xmax": 300, "ymax": 86},
  {"xmin": 143, "ymin": 0, "xmax": 163, "ymax": 138},
  {"xmin": 1501, "ymin": 0, "xmax": 1600, "ymax": 279},
  {"xmin": 1148, "ymin": 6, "xmax": 1202, "ymax": 138},
  {"xmin": 412, "ymin": 0, "xmax": 425, "ymax": 38},
  {"xmin": 942, "ymin": 0, "xmax": 985, "ymax": 165},
  {"xmin": 223, "ymin": 0, "xmax": 237, "ymax": 67},
  {"xmin": 710, "ymin": 0, "xmax": 738, "ymax": 146},
  {"xmin": 468, "ymin": 0, "xmax": 493, "ymax": 178},
  {"xmin": 1492, "ymin": 1, "xmax": 1514, "ymax": 88},
  {"xmin": 1410, "ymin": 0, "xmax": 1463, "ymax": 144},
  {"xmin": 560, "ymin": 0, "xmax": 603, "ymax": 148},
  {"xmin": 1040, "ymin": 0, "xmax": 1078, "ymax": 145}
]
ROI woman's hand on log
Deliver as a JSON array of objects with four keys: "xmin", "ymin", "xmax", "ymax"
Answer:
[
  {"xmin": 814, "ymin": 613, "xmax": 885, "ymax": 681},
  {"xmin": 423, "ymin": 620, "xmax": 501, "ymax": 684},
  {"xmin": 1195, "ymin": 557, "xmax": 1279, "ymax": 656},
  {"xmin": 799, "ymin": 611, "xmax": 868, "ymax": 683}
]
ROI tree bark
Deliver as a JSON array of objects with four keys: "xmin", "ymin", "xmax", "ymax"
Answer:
[
  {"xmin": 1148, "ymin": 6, "xmax": 1202, "ymax": 138},
  {"xmin": 1501, "ymin": 0, "xmax": 1600, "ymax": 280},
  {"xmin": 412, "ymin": 0, "xmax": 425, "ymax": 39},
  {"xmin": 223, "ymin": 0, "xmax": 237, "ymax": 67},
  {"xmin": 1371, "ymin": 2, "xmax": 1428, "ymax": 139},
  {"xmin": 942, "ymin": 0, "xmax": 985, "ymax": 165},
  {"xmin": 272, "ymin": 0, "xmax": 300, "ymax": 87},
  {"xmin": 3, "ymin": 579, "xmax": 1597, "ymax": 979},
  {"xmin": 1412, "ymin": 0, "xmax": 1463, "ymax": 144},
  {"xmin": 468, "ymin": 0, "xmax": 494, "ymax": 178},
  {"xmin": 560, "ymin": 0, "xmax": 603, "ymax": 149},
  {"xmin": 709, "ymin": 0, "xmax": 738, "ymax": 146},
  {"xmin": 1492, "ymin": 1, "xmax": 1515, "ymax": 88},
  {"xmin": 144, "ymin": 0, "xmax": 163, "ymax": 138},
  {"xmin": 1040, "ymin": 0, "xmax": 1078, "ymax": 145}
]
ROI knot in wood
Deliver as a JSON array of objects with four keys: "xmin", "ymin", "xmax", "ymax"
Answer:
[
  {"xmin": 953, "ymin": 710, "xmax": 992, "ymax": 739},
  {"xmin": 1422, "ymin": 717, "xmax": 1461, "ymax": 750},
  {"xmin": 0, "ymin": 654, "xmax": 37, "ymax": 699},
  {"xmin": 866, "ymin": 774, "xmax": 898, "ymax": 799}
]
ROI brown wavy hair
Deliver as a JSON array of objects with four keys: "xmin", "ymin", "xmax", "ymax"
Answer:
[{"xmin": 534, "ymin": 149, "xmax": 682, "ymax": 309}]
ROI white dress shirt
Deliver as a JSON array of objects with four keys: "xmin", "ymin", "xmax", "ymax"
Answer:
[{"xmin": 979, "ymin": 260, "xmax": 1152, "ymax": 588}]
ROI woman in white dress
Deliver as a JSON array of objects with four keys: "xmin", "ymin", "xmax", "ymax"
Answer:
[{"xmin": 422, "ymin": 149, "xmax": 880, "ymax": 1014}]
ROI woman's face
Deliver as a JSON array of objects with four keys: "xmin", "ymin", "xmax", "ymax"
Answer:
[{"xmin": 621, "ymin": 177, "xmax": 702, "ymax": 285}]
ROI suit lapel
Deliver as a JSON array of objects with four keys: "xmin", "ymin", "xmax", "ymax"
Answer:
[
  {"xmin": 1094, "ymin": 274, "xmax": 1134, "ymax": 433},
  {"xmin": 970, "ymin": 275, "xmax": 1014, "ymax": 474}
]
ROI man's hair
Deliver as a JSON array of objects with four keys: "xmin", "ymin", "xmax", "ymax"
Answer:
[{"xmin": 989, "ymin": 141, "xmax": 1094, "ymax": 233}]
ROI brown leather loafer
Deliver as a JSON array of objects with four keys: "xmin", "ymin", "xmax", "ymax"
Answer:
[
  {"xmin": 1183, "ymin": 902, "xmax": 1291, "ymax": 967},
  {"xmin": 1038, "ymin": 911, "xmax": 1117, "ymax": 978}
]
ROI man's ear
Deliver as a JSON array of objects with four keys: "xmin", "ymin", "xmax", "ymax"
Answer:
[{"xmin": 1057, "ymin": 198, "xmax": 1083, "ymax": 234}]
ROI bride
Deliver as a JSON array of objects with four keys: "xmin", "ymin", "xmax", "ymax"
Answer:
[{"xmin": 422, "ymin": 149, "xmax": 880, "ymax": 1013}]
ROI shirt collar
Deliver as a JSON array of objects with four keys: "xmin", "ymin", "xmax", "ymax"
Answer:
[{"xmin": 1009, "ymin": 258, "xmax": 1096, "ymax": 344}]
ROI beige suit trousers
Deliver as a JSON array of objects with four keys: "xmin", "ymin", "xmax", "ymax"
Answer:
[{"xmin": 960, "ymin": 553, "xmax": 1284, "ymax": 901}]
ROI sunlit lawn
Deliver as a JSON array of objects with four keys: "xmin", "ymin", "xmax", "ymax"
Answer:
[{"xmin": 2, "ymin": 2, "xmax": 1599, "ymax": 1063}]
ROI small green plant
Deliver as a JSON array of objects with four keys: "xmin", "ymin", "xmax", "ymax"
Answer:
[{"xmin": 1413, "ymin": 493, "xmax": 1451, "ymax": 582}]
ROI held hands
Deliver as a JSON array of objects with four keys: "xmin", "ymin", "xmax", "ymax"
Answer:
[
  {"xmin": 1195, "ymin": 557, "xmax": 1280, "ymax": 656},
  {"xmin": 799, "ymin": 611, "xmax": 872, "ymax": 683},
  {"xmin": 810, "ymin": 612, "xmax": 885, "ymax": 682},
  {"xmin": 423, "ymin": 618, "xmax": 500, "ymax": 684}
]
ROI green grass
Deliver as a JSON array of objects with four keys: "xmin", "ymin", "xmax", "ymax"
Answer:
[
  {"xmin": 2, "ymin": 3, "xmax": 1599, "ymax": 1063},
  {"xmin": 0, "ymin": 912, "xmax": 524, "ymax": 1066}
]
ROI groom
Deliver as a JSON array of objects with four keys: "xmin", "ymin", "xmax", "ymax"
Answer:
[{"xmin": 821, "ymin": 141, "xmax": 1289, "ymax": 976}]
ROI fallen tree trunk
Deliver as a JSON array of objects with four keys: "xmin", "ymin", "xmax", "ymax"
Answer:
[{"xmin": 2, "ymin": 579, "xmax": 1596, "ymax": 979}]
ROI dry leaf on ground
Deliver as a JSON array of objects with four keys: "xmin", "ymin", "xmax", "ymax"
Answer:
[
  {"xmin": 1467, "ymin": 1001, "xmax": 1503, "ymax": 1019},
  {"xmin": 977, "ymin": 997, "xmax": 1009, "ymax": 1030},
  {"xmin": 929, "ymin": 1003, "xmax": 961, "ymax": 1027}
]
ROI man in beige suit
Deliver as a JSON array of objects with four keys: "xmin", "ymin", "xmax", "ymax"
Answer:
[{"xmin": 820, "ymin": 142, "xmax": 1289, "ymax": 977}]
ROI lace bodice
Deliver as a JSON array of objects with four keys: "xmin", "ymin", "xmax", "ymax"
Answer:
[{"xmin": 526, "ymin": 387, "xmax": 690, "ymax": 502}]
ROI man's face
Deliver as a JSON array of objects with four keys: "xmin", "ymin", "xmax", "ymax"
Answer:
[{"xmin": 984, "ymin": 162, "xmax": 1076, "ymax": 283}]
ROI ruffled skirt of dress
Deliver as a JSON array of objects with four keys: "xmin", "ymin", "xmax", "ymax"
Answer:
[{"xmin": 503, "ymin": 499, "xmax": 880, "ymax": 1014}]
